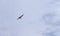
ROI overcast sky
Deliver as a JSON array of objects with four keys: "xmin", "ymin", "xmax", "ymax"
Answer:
[{"xmin": 0, "ymin": 0, "xmax": 60, "ymax": 36}]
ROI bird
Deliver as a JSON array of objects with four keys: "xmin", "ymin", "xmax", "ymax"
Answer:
[{"xmin": 17, "ymin": 14, "xmax": 24, "ymax": 20}]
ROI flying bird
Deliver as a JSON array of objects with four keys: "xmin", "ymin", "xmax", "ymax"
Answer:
[{"xmin": 17, "ymin": 14, "xmax": 24, "ymax": 20}]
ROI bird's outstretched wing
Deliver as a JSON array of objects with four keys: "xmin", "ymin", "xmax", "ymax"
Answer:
[{"xmin": 17, "ymin": 14, "xmax": 24, "ymax": 20}]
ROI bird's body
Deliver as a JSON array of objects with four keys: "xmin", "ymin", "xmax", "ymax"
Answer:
[{"xmin": 17, "ymin": 14, "xmax": 24, "ymax": 20}]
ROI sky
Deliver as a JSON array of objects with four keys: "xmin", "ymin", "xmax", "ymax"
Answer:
[{"xmin": 0, "ymin": 0, "xmax": 60, "ymax": 36}]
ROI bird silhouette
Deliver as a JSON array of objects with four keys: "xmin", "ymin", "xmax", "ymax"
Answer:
[{"xmin": 17, "ymin": 14, "xmax": 24, "ymax": 20}]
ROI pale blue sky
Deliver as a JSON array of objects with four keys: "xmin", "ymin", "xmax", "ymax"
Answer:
[{"xmin": 0, "ymin": 0, "xmax": 60, "ymax": 36}]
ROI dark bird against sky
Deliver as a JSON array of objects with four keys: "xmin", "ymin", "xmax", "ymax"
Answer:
[{"xmin": 17, "ymin": 14, "xmax": 24, "ymax": 20}]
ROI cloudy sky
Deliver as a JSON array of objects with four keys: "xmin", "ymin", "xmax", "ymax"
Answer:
[{"xmin": 0, "ymin": 0, "xmax": 60, "ymax": 36}]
